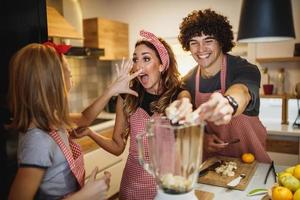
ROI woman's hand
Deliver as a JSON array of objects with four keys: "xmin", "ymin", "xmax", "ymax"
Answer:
[
  {"xmin": 109, "ymin": 57, "xmax": 142, "ymax": 97},
  {"xmin": 193, "ymin": 92, "xmax": 233, "ymax": 125},
  {"xmin": 165, "ymin": 97, "xmax": 193, "ymax": 123}
]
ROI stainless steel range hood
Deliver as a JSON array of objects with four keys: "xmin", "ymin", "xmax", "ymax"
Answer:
[
  {"xmin": 65, "ymin": 46, "xmax": 105, "ymax": 58},
  {"xmin": 47, "ymin": 6, "xmax": 83, "ymax": 40}
]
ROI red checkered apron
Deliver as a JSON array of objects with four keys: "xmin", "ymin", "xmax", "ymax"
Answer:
[
  {"xmin": 49, "ymin": 130, "xmax": 85, "ymax": 188},
  {"xmin": 119, "ymin": 108, "xmax": 157, "ymax": 200},
  {"xmin": 195, "ymin": 56, "xmax": 271, "ymax": 163}
]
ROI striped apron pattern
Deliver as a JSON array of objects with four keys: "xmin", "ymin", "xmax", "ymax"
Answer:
[{"xmin": 195, "ymin": 56, "xmax": 271, "ymax": 163}]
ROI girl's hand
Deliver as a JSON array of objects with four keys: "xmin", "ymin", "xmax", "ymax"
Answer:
[
  {"xmin": 165, "ymin": 97, "xmax": 193, "ymax": 123},
  {"xmin": 84, "ymin": 167, "xmax": 111, "ymax": 200},
  {"xmin": 109, "ymin": 57, "xmax": 142, "ymax": 97},
  {"xmin": 65, "ymin": 167, "xmax": 111, "ymax": 200},
  {"xmin": 69, "ymin": 127, "xmax": 90, "ymax": 138}
]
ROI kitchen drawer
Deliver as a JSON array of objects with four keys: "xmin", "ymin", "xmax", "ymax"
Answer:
[
  {"xmin": 83, "ymin": 144, "xmax": 129, "ymax": 198},
  {"xmin": 95, "ymin": 159, "xmax": 127, "ymax": 198},
  {"xmin": 84, "ymin": 148, "xmax": 123, "ymax": 175}
]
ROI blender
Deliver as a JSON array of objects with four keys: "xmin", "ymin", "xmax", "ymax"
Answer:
[{"xmin": 136, "ymin": 116, "xmax": 204, "ymax": 200}]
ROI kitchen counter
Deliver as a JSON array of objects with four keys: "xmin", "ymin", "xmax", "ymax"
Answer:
[
  {"xmin": 76, "ymin": 112, "xmax": 116, "ymax": 154},
  {"xmin": 263, "ymin": 122, "xmax": 300, "ymax": 137},
  {"xmin": 89, "ymin": 112, "xmax": 116, "ymax": 132},
  {"xmin": 195, "ymin": 163, "xmax": 286, "ymax": 200}
]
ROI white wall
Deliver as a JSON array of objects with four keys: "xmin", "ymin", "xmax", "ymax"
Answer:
[
  {"xmin": 63, "ymin": 0, "xmax": 300, "ymax": 123},
  {"xmin": 78, "ymin": 0, "xmax": 243, "ymax": 55},
  {"xmin": 63, "ymin": 0, "xmax": 300, "ymax": 75},
  {"xmin": 63, "ymin": 0, "xmax": 299, "ymax": 58}
]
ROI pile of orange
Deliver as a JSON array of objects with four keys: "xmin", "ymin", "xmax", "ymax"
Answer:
[
  {"xmin": 241, "ymin": 153, "xmax": 255, "ymax": 164},
  {"xmin": 272, "ymin": 186, "xmax": 293, "ymax": 200}
]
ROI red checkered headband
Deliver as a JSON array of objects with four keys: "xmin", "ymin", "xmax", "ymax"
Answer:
[{"xmin": 140, "ymin": 30, "xmax": 170, "ymax": 70}]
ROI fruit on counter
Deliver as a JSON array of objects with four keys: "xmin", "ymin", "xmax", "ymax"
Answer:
[
  {"xmin": 278, "ymin": 172, "xmax": 293, "ymax": 186},
  {"xmin": 272, "ymin": 186, "xmax": 293, "ymax": 200},
  {"xmin": 241, "ymin": 153, "xmax": 255, "ymax": 164},
  {"xmin": 279, "ymin": 174, "xmax": 300, "ymax": 192},
  {"xmin": 294, "ymin": 189, "xmax": 300, "ymax": 200},
  {"xmin": 278, "ymin": 171, "xmax": 293, "ymax": 181},
  {"xmin": 285, "ymin": 166, "xmax": 296, "ymax": 174},
  {"xmin": 293, "ymin": 165, "xmax": 300, "ymax": 179}
]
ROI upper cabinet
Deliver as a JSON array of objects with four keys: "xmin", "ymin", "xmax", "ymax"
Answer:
[
  {"xmin": 83, "ymin": 18, "xmax": 129, "ymax": 60},
  {"xmin": 47, "ymin": 6, "xmax": 83, "ymax": 40}
]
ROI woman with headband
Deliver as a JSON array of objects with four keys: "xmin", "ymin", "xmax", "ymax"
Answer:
[{"xmin": 74, "ymin": 30, "xmax": 192, "ymax": 199}]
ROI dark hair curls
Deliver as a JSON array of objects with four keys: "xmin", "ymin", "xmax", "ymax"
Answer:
[{"xmin": 178, "ymin": 9, "xmax": 235, "ymax": 53}]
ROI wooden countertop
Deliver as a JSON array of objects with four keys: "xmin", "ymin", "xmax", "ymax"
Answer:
[{"xmin": 76, "ymin": 127, "xmax": 113, "ymax": 154}]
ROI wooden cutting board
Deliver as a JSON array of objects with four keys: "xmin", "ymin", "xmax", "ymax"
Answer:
[
  {"xmin": 195, "ymin": 190, "xmax": 214, "ymax": 200},
  {"xmin": 198, "ymin": 156, "xmax": 257, "ymax": 190}
]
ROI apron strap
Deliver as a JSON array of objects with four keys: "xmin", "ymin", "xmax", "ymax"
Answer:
[
  {"xmin": 195, "ymin": 55, "xmax": 227, "ymax": 107},
  {"xmin": 49, "ymin": 130, "xmax": 85, "ymax": 188}
]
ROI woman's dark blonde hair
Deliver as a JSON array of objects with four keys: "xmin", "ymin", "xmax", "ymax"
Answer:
[
  {"xmin": 9, "ymin": 43, "xmax": 73, "ymax": 133},
  {"xmin": 123, "ymin": 38, "xmax": 182, "ymax": 119}
]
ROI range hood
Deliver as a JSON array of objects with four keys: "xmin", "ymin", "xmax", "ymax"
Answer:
[
  {"xmin": 46, "ymin": 6, "xmax": 104, "ymax": 57},
  {"xmin": 65, "ymin": 46, "xmax": 104, "ymax": 58},
  {"xmin": 46, "ymin": 6, "xmax": 83, "ymax": 40}
]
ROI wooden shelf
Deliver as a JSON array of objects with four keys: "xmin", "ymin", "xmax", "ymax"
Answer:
[
  {"xmin": 260, "ymin": 94, "xmax": 297, "ymax": 99},
  {"xmin": 256, "ymin": 57, "xmax": 300, "ymax": 63}
]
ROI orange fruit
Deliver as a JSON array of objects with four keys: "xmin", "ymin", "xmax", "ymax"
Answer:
[
  {"xmin": 272, "ymin": 186, "xmax": 293, "ymax": 200},
  {"xmin": 241, "ymin": 153, "xmax": 255, "ymax": 163}
]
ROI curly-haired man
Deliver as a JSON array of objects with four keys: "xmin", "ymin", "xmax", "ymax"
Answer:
[{"xmin": 178, "ymin": 9, "xmax": 271, "ymax": 163}]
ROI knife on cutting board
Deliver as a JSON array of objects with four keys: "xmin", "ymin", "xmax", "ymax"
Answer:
[
  {"xmin": 198, "ymin": 160, "xmax": 223, "ymax": 177},
  {"xmin": 227, "ymin": 174, "xmax": 246, "ymax": 188}
]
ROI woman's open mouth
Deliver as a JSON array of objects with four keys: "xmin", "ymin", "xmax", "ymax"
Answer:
[{"xmin": 138, "ymin": 73, "xmax": 149, "ymax": 85}]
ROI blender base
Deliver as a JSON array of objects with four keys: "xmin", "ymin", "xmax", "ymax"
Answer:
[{"xmin": 154, "ymin": 188, "xmax": 198, "ymax": 200}]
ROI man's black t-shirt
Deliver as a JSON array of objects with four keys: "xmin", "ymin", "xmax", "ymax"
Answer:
[{"xmin": 183, "ymin": 54, "xmax": 261, "ymax": 116}]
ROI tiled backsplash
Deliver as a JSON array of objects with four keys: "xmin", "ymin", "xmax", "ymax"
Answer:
[{"xmin": 66, "ymin": 57, "xmax": 113, "ymax": 112}]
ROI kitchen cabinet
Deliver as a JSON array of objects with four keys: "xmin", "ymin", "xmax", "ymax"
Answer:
[
  {"xmin": 83, "ymin": 18, "xmax": 129, "ymax": 60},
  {"xmin": 47, "ymin": 6, "xmax": 83, "ymax": 39},
  {"xmin": 265, "ymin": 123, "xmax": 300, "ymax": 166},
  {"xmin": 84, "ymin": 145, "xmax": 128, "ymax": 198},
  {"xmin": 78, "ymin": 128, "xmax": 129, "ymax": 198},
  {"xmin": 257, "ymin": 57, "xmax": 300, "ymax": 124}
]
